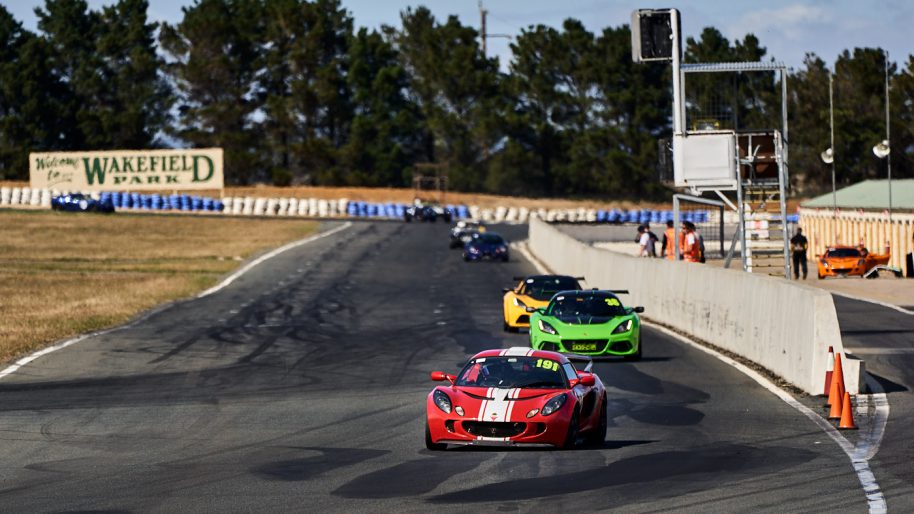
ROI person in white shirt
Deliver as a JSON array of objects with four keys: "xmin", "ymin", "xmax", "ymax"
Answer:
[{"xmin": 637, "ymin": 225, "xmax": 652, "ymax": 257}]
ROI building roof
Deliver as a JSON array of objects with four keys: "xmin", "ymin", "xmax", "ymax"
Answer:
[{"xmin": 801, "ymin": 179, "xmax": 914, "ymax": 211}]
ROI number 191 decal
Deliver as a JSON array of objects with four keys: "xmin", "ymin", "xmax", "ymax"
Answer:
[{"xmin": 535, "ymin": 359, "xmax": 559, "ymax": 371}]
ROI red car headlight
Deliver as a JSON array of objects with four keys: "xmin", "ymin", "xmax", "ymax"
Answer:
[{"xmin": 540, "ymin": 393, "xmax": 567, "ymax": 416}]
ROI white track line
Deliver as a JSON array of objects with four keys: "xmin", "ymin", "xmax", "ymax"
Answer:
[
  {"xmin": 0, "ymin": 222, "xmax": 353, "ymax": 381},
  {"xmin": 515, "ymin": 238, "xmax": 887, "ymax": 513},
  {"xmin": 830, "ymin": 290, "xmax": 913, "ymax": 316},
  {"xmin": 198, "ymin": 222, "xmax": 352, "ymax": 298}
]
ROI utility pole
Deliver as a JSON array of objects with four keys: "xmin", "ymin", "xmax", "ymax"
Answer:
[
  {"xmin": 478, "ymin": 1, "xmax": 510, "ymax": 58},
  {"xmin": 479, "ymin": 1, "xmax": 487, "ymax": 57}
]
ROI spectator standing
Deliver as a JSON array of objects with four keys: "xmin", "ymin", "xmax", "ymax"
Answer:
[
  {"xmin": 661, "ymin": 220, "xmax": 675, "ymax": 260},
  {"xmin": 682, "ymin": 222, "xmax": 701, "ymax": 263},
  {"xmin": 790, "ymin": 228, "xmax": 809, "ymax": 280},
  {"xmin": 645, "ymin": 223, "xmax": 658, "ymax": 257},
  {"xmin": 637, "ymin": 225, "xmax": 651, "ymax": 257}
]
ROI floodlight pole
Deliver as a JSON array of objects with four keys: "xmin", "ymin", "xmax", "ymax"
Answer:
[
  {"xmin": 885, "ymin": 50, "xmax": 892, "ymax": 222},
  {"xmin": 829, "ymin": 73, "xmax": 836, "ymax": 238},
  {"xmin": 670, "ymin": 8, "xmax": 684, "ymax": 261}
]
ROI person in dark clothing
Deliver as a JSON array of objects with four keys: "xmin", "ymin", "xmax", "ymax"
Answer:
[{"xmin": 790, "ymin": 228, "xmax": 809, "ymax": 280}]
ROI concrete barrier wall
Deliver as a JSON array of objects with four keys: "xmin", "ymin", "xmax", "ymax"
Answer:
[{"xmin": 529, "ymin": 216, "xmax": 856, "ymax": 395}]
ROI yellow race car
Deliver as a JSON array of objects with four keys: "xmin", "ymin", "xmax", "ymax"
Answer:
[{"xmin": 502, "ymin": 275, "xmax": 584, "ymax": 332}]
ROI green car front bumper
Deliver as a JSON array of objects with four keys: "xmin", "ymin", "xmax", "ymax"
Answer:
[{"xmin": 528, "ymin": 318, "xmax": 641, "ymax": 358}]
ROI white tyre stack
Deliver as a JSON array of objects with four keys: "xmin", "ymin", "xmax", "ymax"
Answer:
[
  {"xmin": 287, "ymin": 198, "xmax": 298, "ymax": 216},
  {"xmin": 277, "ymin": 197, "xmax": 289, "ymax": 216},
  {"xmin": 518, "ymin": 207, "xmax": 529, "ymax": 223},
  {"xmin": 1, "ymin": 186, "xmax": 11, "ymax": 205},
  {"xmin": 317, "ymin": 199, "xmax": 329, "ymax": 217},
  {"xmin": 253, "ymin": 197, "xmax": 266, "ymax": 216},
  {"xmin": 298, "ymin": 198, "xmax": 309, "ymax": 216}
]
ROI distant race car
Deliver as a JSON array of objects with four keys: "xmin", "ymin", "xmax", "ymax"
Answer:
[
  {"xmin": 817, "ymin": 245, "xmax": 891, "ymax": 279},
  {"xmin": 502, "ymin": 275, "xmax": 583, "ymax": 332},
  {"xmin": 404, "ymin": 201, "xmax": 452, "ymax": 223},
  {"xmin": 463, "ymin": 232, "xmax": 509, "ymax": 262},
  {"xmin": 51, "ymin": 193, "xmax": 115, "ymax": 213},
  {"xmin": 528, "ymin": 289, "xmax": 643, "ymax": 360},
  {"xmin": 449, "ymin": 220, "xmax": 486, "ymax": 248},
  {"xmin": 425, "ymin": 347, "xmax": 607, "ymax": 450}
]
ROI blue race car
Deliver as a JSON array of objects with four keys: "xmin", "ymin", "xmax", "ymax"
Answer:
[
  {"xmin": 463, "ymin": 232, "xmax": 509, "ymax": 262},
  {"xmin": 51, "ymin": 193, "xmax": 115, "ymax": 213}
]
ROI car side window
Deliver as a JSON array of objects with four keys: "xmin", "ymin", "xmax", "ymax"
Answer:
[{"xmin": 562, "ymin": 363, "xmax": 577, "ymax": 382}]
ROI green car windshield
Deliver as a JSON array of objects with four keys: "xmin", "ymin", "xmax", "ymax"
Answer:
[
  {"xmin": 455, "ymin": 356, "xmax": 568, "ymax": 389},
  {"xmin": 547, "ymin": 293, "xmax": 627, "ymax": 323},
  {"xmin": 520, "ymin": 276, "xmax": 581, "ymax": 301}
]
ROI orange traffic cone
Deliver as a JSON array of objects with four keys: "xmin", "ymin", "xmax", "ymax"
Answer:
[
  {"xmin": 827, "ymin": 354, "xmax": 845, "ymax": 419},
  {"xmin": 838, "ymin": 392, "xmax": 857, "ymax": 430},
  {"xmin": 823, "ymin": 346, "xmax": 834, "ymax": 398}
]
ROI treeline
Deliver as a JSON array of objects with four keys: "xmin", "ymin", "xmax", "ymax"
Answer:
[{"xmin": 0, "ymin": 0, "xmax": 912, "ymax": 197}]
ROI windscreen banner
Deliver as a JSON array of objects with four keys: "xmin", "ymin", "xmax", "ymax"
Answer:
[{"xmin": 29, "ymin": 148, "xmax": 224, "ymax": 191}]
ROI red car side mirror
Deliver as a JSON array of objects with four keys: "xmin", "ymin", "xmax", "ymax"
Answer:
[
  {"xmin": 578, "ymin": 374, "xmax": 596, "ymax": 386},
  {"xmin": 430, "ymin": 371, "xmax": 455, "ymax": 383}
]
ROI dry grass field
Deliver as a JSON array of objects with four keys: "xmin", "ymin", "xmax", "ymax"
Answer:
[{"xmin": 0, "ymin": 210, "xmax": 317, "ymax": 364}]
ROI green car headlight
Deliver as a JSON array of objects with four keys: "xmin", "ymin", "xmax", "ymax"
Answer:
[
  {"xmin": 433, "ymin": 390, "xmax": 452, "ymax": 414},
  {"xmin": 538, "ymin": 319, "xmax": 558, "ymax": 335},
  {"xmin": 612, "ymin": 319, "xmax": 633, "ymax": 334},
  {"xmin": 540, "ymin": 393, "xmax": 567, "ymax": 416}
]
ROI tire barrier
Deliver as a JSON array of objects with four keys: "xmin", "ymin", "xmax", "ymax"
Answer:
[
  {"xmin": 0, "ymin": 185, "xmax": 730, "ymax": 227},
  {"xmin": 528, "ymin": 216, "xmax": 862, "ymax": 395}
]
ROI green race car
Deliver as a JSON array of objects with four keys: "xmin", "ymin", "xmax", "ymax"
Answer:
[{"xmin": 528, "ymin": 289, "xmax": 644, "ymax": 360}]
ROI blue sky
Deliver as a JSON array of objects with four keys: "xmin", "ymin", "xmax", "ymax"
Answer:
[{"xmin": 5, "ymin": 0, "xmax": 912, "ymax": 71}]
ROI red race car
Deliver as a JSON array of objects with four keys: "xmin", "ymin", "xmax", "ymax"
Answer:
[{"xmin": 425, "ymin": 347, "xmax": 607, "ymax": 450}]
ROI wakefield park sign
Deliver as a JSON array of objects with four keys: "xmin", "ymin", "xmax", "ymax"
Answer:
[{"xmin": 29, "ymin": 148, "xmax": 224, "ymax": 192}]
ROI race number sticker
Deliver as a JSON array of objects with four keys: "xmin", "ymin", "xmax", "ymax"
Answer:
[
  {"xmin": 605, "ymin": 298, "xmax": 621, "ymax": 307},
  {"xmin": 535, "ymin": 359, "xmax": 559, "ymax": 372}
]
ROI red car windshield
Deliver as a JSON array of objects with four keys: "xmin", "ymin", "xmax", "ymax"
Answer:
[{"xmin": 456, "ymin": 356, "xmax": 568, "ymax": 389}]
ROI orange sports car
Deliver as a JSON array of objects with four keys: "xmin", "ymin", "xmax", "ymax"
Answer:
[
  {"xmin": 502, "ymin": 275, "xmax": 583, "ymax": 332},
  {"xmin": 817, "ymin": 245, "xmax": 890, "ymax": 279}
]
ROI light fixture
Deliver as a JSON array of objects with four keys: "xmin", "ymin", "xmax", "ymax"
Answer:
[
  {"xmin": 873, "ymin": 139, "xmax": 890, "ymax": 159},
  {"xmin": 820, "ymin": 148, "xmax": 834, "ymax": 164}
]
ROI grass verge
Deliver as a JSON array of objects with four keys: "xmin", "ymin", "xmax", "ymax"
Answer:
[{"xmin": 0, "ymin": 209, "xmax": 318, "ymax": 364}]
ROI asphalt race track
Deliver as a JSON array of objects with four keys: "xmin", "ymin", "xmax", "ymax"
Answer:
[
  {"xmin": 834, "ymin": 296, "xmax": 914, "ymax": 510},
  {"xmin": 0, "ymin": 222, "xmax": 870, "ymax": 512}
]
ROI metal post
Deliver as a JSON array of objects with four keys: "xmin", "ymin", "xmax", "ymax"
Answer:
[
  {"xmin": 670, "ymin": 9, "xmax": 684, "ymax": 187},
  {"xmin": 737, "ymin": 173, "xmax": 747, "ymax": 271},
  {"xmin": 479, "ymin": 1, "xmax": 487, "ymax": 57},
  {"xmin": 673, "ymin": 197, "xmax": 680, "ymax": 261},
  {"xmin": 829, "ymin": 73, "xmax": 836, "ymax": 238},
  {"xmin": 885, "ymin": 50, "xmax": 892, "ymax": 222}
]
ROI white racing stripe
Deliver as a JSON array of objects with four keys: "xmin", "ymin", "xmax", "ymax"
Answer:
[
  {"xmin": 515, "ymin": 237, "xmax": 888, "ymax": 513},
  {"xmin": 0, "ymin": 222, "xmax": 353, "ymax": 382},
  {"xmin": 480, "ymin": 388, "xmax": 513, "ymax": 422}
]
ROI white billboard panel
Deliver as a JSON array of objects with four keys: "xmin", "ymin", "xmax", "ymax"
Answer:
[
  {"xmin": 29, "ymin": 148, "xmax": 224, "ymax": 192},
  {"xmin": 673, "ymin": 132, "xmax": 737, "ymax": 190}
]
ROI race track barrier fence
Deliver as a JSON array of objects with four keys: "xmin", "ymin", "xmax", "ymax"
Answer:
[
  {"xmin": 0, "ymin": 185, "xmax": 735, "ymax": 226},
  {"xmin": 529, "ymin": 216, "xmax": 861, "ymax": 395}
]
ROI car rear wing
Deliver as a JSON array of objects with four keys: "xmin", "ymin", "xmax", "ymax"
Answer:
[
  {"xmin": 565, "ymin": 354, "xmax": 593, "ymax": 373},
  {"xmin": 590, "ymin": 288, "xmax": 629, "ymax": 294}
]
